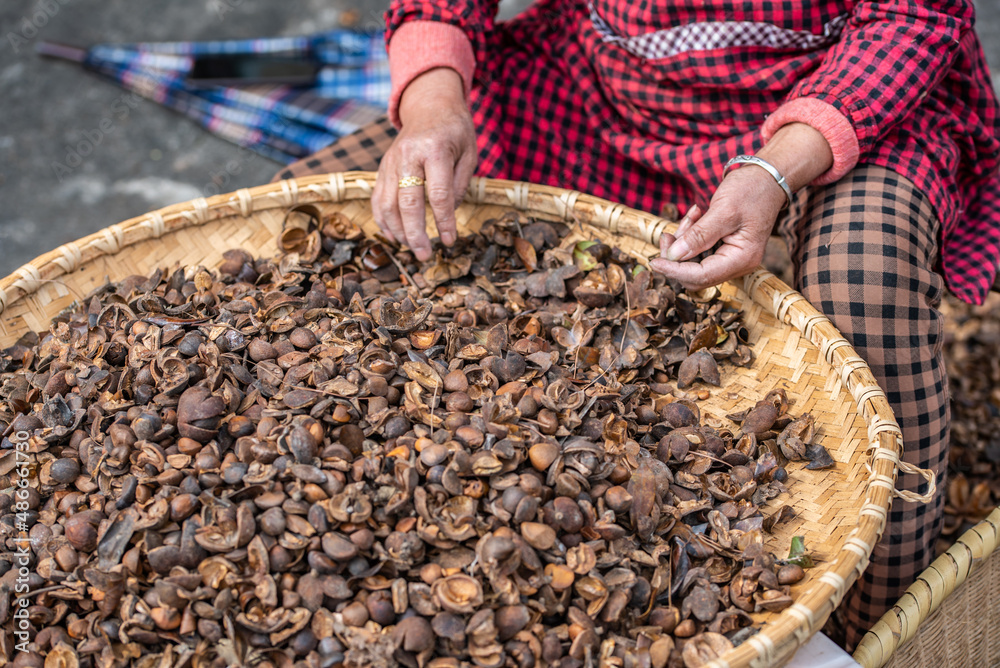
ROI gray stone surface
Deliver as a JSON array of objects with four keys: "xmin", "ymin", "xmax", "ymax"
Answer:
[
  {"xmin": 0, "ymin": 0, "xmax": 391, "ymax": 277},
  {"xmin": 1, "ymin": 0, "xmax": 998, "ymax": 277}
]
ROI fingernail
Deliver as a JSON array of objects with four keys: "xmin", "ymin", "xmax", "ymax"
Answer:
[
  {"xmin": 664, "ymin": 239, "xmax": 689, "ymax": 262},
  {"xmin": 441, "ymin": 231, "xmax": 455, "ymax": 245}
]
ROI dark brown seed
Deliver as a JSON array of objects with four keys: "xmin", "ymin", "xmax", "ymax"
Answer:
[
  {"xmin": 131, "ymin": 412, "xmax": 162, "ymax": 440},
  {"xmin": 259, "ymin": 507, "xmax": 286, "ymax": 536},
  {"xmin": 248, "ymin": 338, "xmax": 277, "ymax": 361},
  {"xmin": 322, "ymin": 533, "xmax": 358, "ymax": 562},
  {"xmin": 147, "ymin": 545, "xmax": 182, "ymax": 574},
  {"xmin": 649, "ymin": 607, "xmax": 679, "ymax": 634},
  {"xmin": 366, "ymin": 590, "xmax": 396, "ymax": 626},
  {"xmin": 53, "ymin": 543, "xmax": 78, "ymax": 572},
  {"xmin": 198, "ymin": 619, "xmax": 223, "ymax": 643},
  {"xmin": 742, "ymin": 402, "xmax": 779, "ymax": 435},
  {"xmin": 151, "ymin": 607, "xmax": 181, "ymax": 630},
  {"xmin": 528, "ymin": 442, "xmax": 559, "ymax": 471},
  {"xmin": 368, "ymin": 375, "xmax": 389, "ymax": 396},
  {"xmin": 289, "ymin": 327, "xmax": 318, "ymax": 350},
  {"xmin": 392, "ymin": 615, "xmax": 435, "ymax": 653},
  {"xmin": 341, "ymin": 601, "xmax": 369, "ymax": 627},
  {"xmin": 537, "ymin": 408, "xmax": 559, "ymax": 434},
  {"xmin": 64, "ymin": 514, "xmax": 98, "ymax": 551},
  {"xmin": 777, "ymin": 564, "xmax": 805, "ymax": 585},
  {"xmin": 177, "ymin": 386, "xmax": 225, "ymax": 443},
  {"xmin": 516, "ymin": 393, "xmax": 539, "ymax": 418},
  {"xmin": 636, "ymin": 404, "xmax": 658, "ymax": 425},
  {"xmin": 674, "ymin": 619, "xmax": 697, "ymax": 638},
  {"xmin": 446, "ymin": 391, "xmax": 474, "ymax": 413},
  {"xmin": 604, "ymin": 485, "xmax": 633, "ymax": 513},
  {"xmin": 384, "ymin": 416, "xmax": 411, "ymax": 439},
  {"xmin": 549, "ymin": 497, "xmax": 584, "ymax": 533},
  {"xmin": 290, "ymin": 629, "xmax": 318, "ymax": 655},
  {"xmin": 662, "ymin": 402, "xmax": 698, "ymax": 428},
  {"xmin": 288, "ymin": 426, "xmax": 318, "ymax": 463},
  {"xmin": 178, "ymin": 331, "xmax": 205, "ymax": 356},
  {"xmin": 455, "ymin": 426, "xmax": 484, "ymax": 447},
  {"xmin": 350, "ymin": 528, "xmax": 375, "ymax": 551},
  {"xmin": 521, "ymin": 522, "xmax": 556, "ymax": 551},
  {"xmin": 496, "ymin": 604, "xmax": 531, "ymax": 641},
  {"xmin": 169, "ymin": 494, "xmax": 199, "ymax": 522},
  {"xmin": 227, "ymin": 415, "xmax": 255, "ymax": 437},
  {"xmin": 432, "ymin": 612, "xmax": 466, "ymax": 643},
  {"xmin": 193, "ymin": 450, "xmax": 219, "ymax": 472},
  {"xmin": 50, "ymin": 458, "xmax": 80, "ymax": 484},
  {"xmin": 444, "ymin": 369, "xmax": 469, "ymax": 392},
  {"xmin": 420, "ymin": 443, "xmax": 450, "ymax": 467}
]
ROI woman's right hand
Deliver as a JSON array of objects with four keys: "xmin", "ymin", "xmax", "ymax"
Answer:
[{"xmin": 373, "ymin": 67, "xmax": 478, "ymax": 261}]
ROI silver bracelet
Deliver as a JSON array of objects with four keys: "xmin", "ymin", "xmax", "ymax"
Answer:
[{"xmin": 724, "ymin": 155, "xmax": 793, "ymax": 209}]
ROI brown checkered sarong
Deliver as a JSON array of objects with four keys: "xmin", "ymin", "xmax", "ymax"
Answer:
[
  {"xmin": 272, "ymin": 116, "xmax": 397, "ymax": 182},
  {"xmin": 278, "ymin": 130, "xmax": 948, "ymax": 649},
  {"xmin": 778, "ymin": 165, "xmax": 948, "ymax": 650}
]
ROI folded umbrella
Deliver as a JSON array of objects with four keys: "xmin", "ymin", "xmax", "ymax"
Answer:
[{"xmin": 38, "ymin": 29, "xmax": 390, "ymax": 164}]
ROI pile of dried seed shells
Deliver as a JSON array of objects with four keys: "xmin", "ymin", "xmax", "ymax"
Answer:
[
  {"xmin": 940, "ymin": 294, "xmax": 1000, "ymax": 543},
  {"xmin": 1, "ymin": 209, "xmax": 826, "ymax": 668}
]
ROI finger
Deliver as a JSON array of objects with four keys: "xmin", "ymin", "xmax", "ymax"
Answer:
[
  {"xmin": 373, "ymin": 157, "xmax": 406, "ymax": 244},
  {"xmin": 453, "ymin": 148, "xmax": 477, "ymax": 210},
  {"xmin": 663, "ymin": 208, "xmax": 734, "ymax": 262},
  {"xmin": 659, "ymin": 232, "xmax": 676, "ymax": 257},
  {"xmin": 672, "ymin": 204, "xmax": 702, "ymax": 240},
  {"xmin": 397, "ymin": 162, "xmax": 432, "ymax": 261},
  {"xmin": 372, "ymin": 162, "xmax": 396, "ymax": 242},
  {"xmin": 424, "ymin": 154, "xmax": 458, "ymax": 246},
  {"xmin": 650, "ymin": 245, "xmax": 752, "ymax": 291}
]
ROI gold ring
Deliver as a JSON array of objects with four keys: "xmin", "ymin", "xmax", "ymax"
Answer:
[{"xmin": 398, "ymin": 176, "xmax": 425, "ymax": 188}]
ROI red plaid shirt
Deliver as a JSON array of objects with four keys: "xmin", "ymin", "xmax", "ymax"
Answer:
[{"xmin": 385, "ymin": 0, "xmax": 1000, "ymax": 304}]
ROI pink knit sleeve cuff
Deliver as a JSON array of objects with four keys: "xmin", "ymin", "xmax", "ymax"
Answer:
[
  {"xmin": 387, "ymin": 20, "xmax": 476, "ymax": 128},
  {"xmin": 761, "ymin": 97, "xmax": 861, "ymax": 186}
]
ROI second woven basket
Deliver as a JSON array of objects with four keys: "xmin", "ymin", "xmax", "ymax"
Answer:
[{"xmin": 854, "ymin": 508, "xmax": 1000, "ymax": 667}]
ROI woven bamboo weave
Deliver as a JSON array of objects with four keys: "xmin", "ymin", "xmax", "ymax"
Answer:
[
  {"xmin": 854, "ymin": 507, "xmax": 1000, "ymax": 668},
  {"xmin": 0, "ymin": 172, "xmax": 920, "ymax": 667}
]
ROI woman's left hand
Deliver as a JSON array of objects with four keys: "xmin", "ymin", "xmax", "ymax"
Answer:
[
  {"xmin": 650, "ymin": 165, "xmax": 787, "ymax": 290},
  {"xmin": 651, "ymin": 122, "xmax": 834, "ymax": 290}
]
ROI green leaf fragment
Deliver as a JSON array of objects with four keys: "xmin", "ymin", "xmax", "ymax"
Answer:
[
  {"xmin": 786, "ymin": 536, "xmax": 815, "ymax": 568},
  {"xmin": 573, "ymin": 243, "xmax": 598, "ymax": 271}
]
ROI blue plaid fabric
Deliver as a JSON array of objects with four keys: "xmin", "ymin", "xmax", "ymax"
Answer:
[{"xmin": 80, "ymin": 30, "xmax": 390, "ymax": 163}]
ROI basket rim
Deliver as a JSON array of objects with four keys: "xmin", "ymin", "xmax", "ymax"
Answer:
[{"xmin": 0, "ymin": 171, "xmax": 907, "ymax": 667}]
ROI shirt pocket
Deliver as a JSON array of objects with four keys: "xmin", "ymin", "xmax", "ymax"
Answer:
[{"xmin": 590, "ymin": 0, "xmax": 852, "ymax": 91}]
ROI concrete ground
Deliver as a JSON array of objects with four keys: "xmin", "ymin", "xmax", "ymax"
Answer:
[{"xmin": 1, "ymin": 0, "xmax": 999, "ymax": 278}]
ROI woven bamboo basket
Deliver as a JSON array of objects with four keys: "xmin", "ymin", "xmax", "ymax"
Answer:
[
  {"xmin": 0, "ymin": 172, "xmax": 929, "ymax": 667},
  {"xmin": 853, "ymin": 507, "xmax": 1000, "ymax": 667}
]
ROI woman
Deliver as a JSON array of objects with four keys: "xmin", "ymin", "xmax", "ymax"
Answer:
[{"xmin": 279, "ymin": 0, "xmax": 1000, "ymax": 646}]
